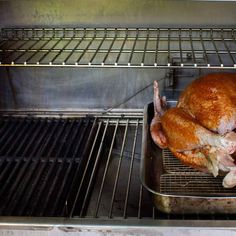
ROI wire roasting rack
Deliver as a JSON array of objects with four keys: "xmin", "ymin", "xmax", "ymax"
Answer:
[{"xmin": 0, "ymin": 27, "xmax": 235, "ymax": 68}]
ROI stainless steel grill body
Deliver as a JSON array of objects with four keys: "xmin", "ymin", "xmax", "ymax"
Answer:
[{"xmin": 0, "ymin": 0, "xmax": 236, "ymax": 233}]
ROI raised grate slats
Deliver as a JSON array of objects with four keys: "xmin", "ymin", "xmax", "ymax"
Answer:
[{"xmin": 0, "ymin": 116, "xmax": 97, "ymax": 217}]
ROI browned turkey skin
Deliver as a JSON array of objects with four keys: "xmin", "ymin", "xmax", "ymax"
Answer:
[{"xmin": 150, "ymin": 73, "xmax": 236, "ymax": 188}]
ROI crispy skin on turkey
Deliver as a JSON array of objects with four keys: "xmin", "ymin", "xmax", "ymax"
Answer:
[
  {"xmin": 178, "ymin": 73, "xmax": 236, "ymax": 134},
  {"xmin": 150, "ymin": 73, "xmax": 236, "ymax": 188}
]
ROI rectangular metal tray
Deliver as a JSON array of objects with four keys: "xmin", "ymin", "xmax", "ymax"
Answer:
[{"xmin": 141, "ymin": 102, "xmax": 236, "ymax": 214}]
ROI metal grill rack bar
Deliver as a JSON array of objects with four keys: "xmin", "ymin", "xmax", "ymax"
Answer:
[
  {"xmin": 0, "ymin": 27, "xmax": 236, "ymax": 68},
  {"xmin": 79, "ymin": 117, "xmax": 157, "ymax": 219}
]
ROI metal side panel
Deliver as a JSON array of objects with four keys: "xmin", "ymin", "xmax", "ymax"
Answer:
[
  {"xmin": 0, "ymin": 0, "xmax": 236, "ymax": 28},
  {"xmin": 0, "ymin": 67, "xmax": 166, "ymax": 110},
  {"xmin": 1, "ymin": 217, "xmax": 236, "ymax": 235}
]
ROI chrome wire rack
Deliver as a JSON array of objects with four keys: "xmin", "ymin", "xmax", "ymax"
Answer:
[
  {"xmin": 0, "ymin": 27, "xmax": 235, "ymax": 68},
  {"xmin": 162, "ymin": 149, "xmax": 236, "ymax": 196},
  {"xmin": 163, "ymin": 149, "xmax": 199, "ymax": 174}
]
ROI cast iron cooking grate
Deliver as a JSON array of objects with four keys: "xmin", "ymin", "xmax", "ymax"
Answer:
[{"xmin": 0, "ymin": 116, "xmax": 97, "ymax": 217}]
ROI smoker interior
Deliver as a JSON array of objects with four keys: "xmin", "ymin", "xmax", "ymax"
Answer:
[{"xmin": 0, "ymin": 0, "xmax": 236, "ymax": 229}]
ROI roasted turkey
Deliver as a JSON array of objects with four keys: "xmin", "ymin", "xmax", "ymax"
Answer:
[{"xmin": 150, "ymin": 73, "xmax": 236, "ymax": 188}]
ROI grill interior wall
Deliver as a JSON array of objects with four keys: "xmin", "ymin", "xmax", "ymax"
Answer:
[
  {"xmin": 0, "ymin": 0, "xmax": 236, "ymax": 28},
  {"xmin": 0, "ymin": 68, "xmax": 165, "ymax": 110},
  {"xmin": 0, "ymin": 0, "xmax": 236, "ymax": 110}
]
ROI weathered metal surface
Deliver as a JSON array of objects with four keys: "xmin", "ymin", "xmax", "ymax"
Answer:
[{"xmin": 0, "ymin": 0, "xmax": 236, "ymax": 28}]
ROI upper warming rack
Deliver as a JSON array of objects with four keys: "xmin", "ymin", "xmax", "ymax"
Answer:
[{"xmin": 0, "ymin": 27, "xmax": 235, "ymax": 68}]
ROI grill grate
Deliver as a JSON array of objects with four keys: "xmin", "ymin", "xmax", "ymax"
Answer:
[
  {"xmin": 161, "ymin": 149, "xmax": 236, "ymax": 196},
  {"xmin": 0, "ymin": 27, "xmax": 235, "ymax": 68},
  {"xmin": 73, "ymin": 118, "xmax": 152, "ymax": 218},
  {"xmin": 0, "ymin": 117, "xmax": 97, "ymax": 217},
  {"xmin": 0, "ymin": 115, "xmax": 154, "ymax": 218},
  {"xmin": 1, "ymin": 115, "xmax": 236, "ymax": 220}
]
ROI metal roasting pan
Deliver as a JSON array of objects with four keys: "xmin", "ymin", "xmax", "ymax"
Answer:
[{"xmin": 141, "ymin": 102, "xmax": 236, "ymax": 214}]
